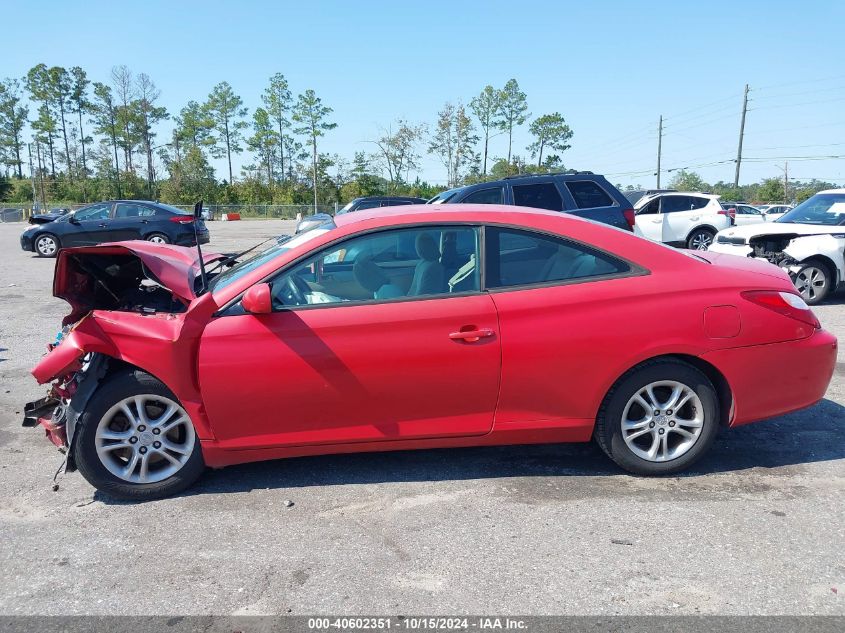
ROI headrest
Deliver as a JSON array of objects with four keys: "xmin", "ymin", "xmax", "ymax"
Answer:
[
  {"xmin": 353, "ymin": 255, "xmax": 389, "ymax": 292},
  {"xmin": 415, "ymin": 233, "xmax": 440, "ymax": 261}
]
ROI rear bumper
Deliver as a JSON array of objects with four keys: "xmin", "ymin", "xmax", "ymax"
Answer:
[
  {"xmin": 702, "ymin": 329, "xmax": 838, "ymax": 426},
  {"xmin": 174, "ymin": 230, "xmax": 210, "ymax": 246}
]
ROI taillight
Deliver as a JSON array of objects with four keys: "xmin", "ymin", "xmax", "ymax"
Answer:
[
  {"xmin": 622, "ymin": 208, "xmax": 635, "ymax": 230},
  {"xmin": 742, "ymin": 290, "xmax": 820, "ymax": 328},
  {"xmin": 170, "ymin": 215, "xmax": 194, "ymax": 224}
]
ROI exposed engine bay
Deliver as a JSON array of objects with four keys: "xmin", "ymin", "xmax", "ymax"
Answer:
[
  {"xmin": 62, "ymin": 253, "xmax": 188, "ymax": 316},
  {"xmin": 749, "ymin": 234, "xmax": 800, "ymax": 268}
]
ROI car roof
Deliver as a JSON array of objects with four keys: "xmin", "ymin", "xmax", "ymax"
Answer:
[
  {"xmin": 334, "ymin": 203, "xmax": 589, "ymax": 229},
  {"xmin": 819, "ymin": 188, "xmax": 845, "ymax": 194}
]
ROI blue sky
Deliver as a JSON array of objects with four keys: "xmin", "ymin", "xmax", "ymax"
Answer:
[{"xmin": 4, "ymin": 0, "xmax": 845, "ymax": 188}]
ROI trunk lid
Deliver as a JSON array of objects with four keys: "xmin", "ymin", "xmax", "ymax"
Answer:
[{"xmin": 693, "ymin": 249, "xmax": 795, "ymax": 286}]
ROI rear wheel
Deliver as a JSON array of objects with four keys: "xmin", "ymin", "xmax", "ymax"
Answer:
[
  {"xmin": 686, "ymin": 228, "xmax": 715, "ymax": 250},
  {"xmin": 793, "ymin": 260, "xmax": 831, "ymax": 305},
  {"xmin": 594, "ymin": 359, "xmax": 719, "ymax": 475},
  {"xmin": 35, "ymin": 233, "xmax": 60, "ymax": 257},
  {"xmin": 73, "ymin": 371, "xmax": 205, "ymax": 500},
  {"xmin": 146, "ymin": 233, "xmax": 170, "ymax": 244}
]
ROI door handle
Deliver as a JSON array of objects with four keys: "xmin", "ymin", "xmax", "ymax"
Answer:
[
  {"xmin": 449, "ymin": 327, "xmax": 495, "ymax": 343},
  {"xmin": 690, "ymin": 215, "xmax": 700, "ymax": 221},
  {"xmin": 651, "ymin": 218, "xmax": 662, "ymax": 223},
  {"xmin": 98, "ymin": 223, "xmax": 107, "ymax": 227}
]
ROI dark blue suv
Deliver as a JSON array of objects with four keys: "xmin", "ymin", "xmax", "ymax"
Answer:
[{"xmin": 427, "ymin": 172, "xmax": 635, "ymax": 231}]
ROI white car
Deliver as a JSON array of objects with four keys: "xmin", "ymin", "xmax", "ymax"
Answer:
[
  {"xmin": 634, "ymin": 192, "xmax": 737, "ymax": 250},
  {"xmin": 729, "ymin": 203, "xmax": 768, "ymax": 226},
  {"xmin": 709, "ymin": 189, "xmax": 845, "ymax": 304},
  {"xmin": 757, "ymin": 204, "xmax": 793, "ymax": 221}
]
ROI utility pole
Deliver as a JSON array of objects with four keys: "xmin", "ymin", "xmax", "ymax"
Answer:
[
  {"xmin": 777, "ymin": 162, "xmax": 789, "ymax": 203},
  {"xmin": 27, "ymin": 144, "xmax": 37, "ymax": 210},
  {"xmin": 656, "ymin": 115, "xmax": 663, "ymax": 188},
  {"xmin": 733, "ymin": 84, "xmax": 749, "ymax": 188}
]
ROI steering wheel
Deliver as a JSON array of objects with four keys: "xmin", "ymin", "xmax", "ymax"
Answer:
[{"xmin": 271, "ymin": 274, "xmax": 310, "ymax": 309}]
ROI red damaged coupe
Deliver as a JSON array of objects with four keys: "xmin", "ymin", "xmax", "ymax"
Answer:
[{"xmin": 25, "ymin": 205, "xmax": 837, "ymax": 499}]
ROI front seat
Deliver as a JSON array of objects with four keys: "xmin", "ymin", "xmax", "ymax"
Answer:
[{"xmin": 408, "ymin": 233, "xmax": 445, "ymax": 296}]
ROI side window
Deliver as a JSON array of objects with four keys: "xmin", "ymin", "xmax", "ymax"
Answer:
[
  {"xmin": 74, "ymin": 204, "xmax": 111, "ymax": 221},
  {"xmin": 738, "ymin": 205, "xmax": 760, "ymax": 215},
  {"xmin": 485, "ymin": 227, "xmax": 629, "ymax": 289},
  {"xmin": 689, "ymin": 197, "xmax": 710, "ymax": 211},
  {"xmin": 114, "ymin": 203, "xmax": 154, "ymax": 219},
  {"xmin": 637, "ymin": 198, "xmax": 661, "ymax": 215},
  {"xmin": 512, "ymin": 182, "xmax": 563, "ymax": 211},
  {"xmin": 565, "ymin": 180, "xmax": 614, "ymax": 209},
  {"xmin": 661, "ymin": 196, "xmax": 693, "ymax": 213},
  {"xmin": 461, "ymin": 187, "xmax": 504, "ymax": 205},
  {"xmin": 268, "ymin": 226, "xmax": 481, "ymax": 308}
]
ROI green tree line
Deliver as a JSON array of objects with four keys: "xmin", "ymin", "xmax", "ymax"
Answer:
[{"xmin": 0, "ymin": 68, "xmax": 578, "ymax": 208}]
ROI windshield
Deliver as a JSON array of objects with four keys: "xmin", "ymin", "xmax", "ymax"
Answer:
[
  {"xmin": 776, "ymin": 193, "xmax": 845, "ymax": 225},
  {"xmin": 427, "ymin": 189, "xmax": 459, "ymax": 205},
  {"xmin": 209, "ymin": 228, "xmax": 332, "ymax": 292},
  {"xmin": 338, "ymin": 201, "xmax": 355, "ymax": 213}
]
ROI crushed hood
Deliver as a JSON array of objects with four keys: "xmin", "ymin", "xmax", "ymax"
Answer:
[
  {"xmin": 54, "ymin": 242, "xmax": 225, "ymax": 323},
  {"xmin": 717, "ymin": 222, "xmax": 845, "ymax": 240}
]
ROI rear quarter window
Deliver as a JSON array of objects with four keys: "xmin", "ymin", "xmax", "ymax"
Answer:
[{"xmin": 565, "ymin": 180, "xmax": 615, "ymax": 209}]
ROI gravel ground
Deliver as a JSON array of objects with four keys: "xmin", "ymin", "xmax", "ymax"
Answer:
[{"xmin": 0, "ymin": 220, "xmax": 843, "ymax": 616}]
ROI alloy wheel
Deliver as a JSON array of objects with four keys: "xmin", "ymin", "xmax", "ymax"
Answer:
[
  {"xmin": 94, "ymin": 395, "xmax": 195, "ymax": 484},
  {"xmin": 621, "ymin": 380, "xmax": 704, "ymax": 462},
  {"xmin": 36, "ymin": 235, "xmax": 57, "ymax": 256},
  {"xmin": 148, "ymin": 235, "xmax": 167, "ymax": 244},
  {"xmin": 690, "ymin": 231, "xmax": 713, "ymax": 250},
  {"xmin": 795, "ymin": 266, "xmax": 826, "ymax": 303}
]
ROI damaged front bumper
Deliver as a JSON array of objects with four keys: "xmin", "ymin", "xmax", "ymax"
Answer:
[
  {"xmin": 23, "ymin": 351, "xmax": 110, "ymax": 471},
  {"xmin": 22, "ymin": 396, "xmax": 67, "ymax": 449}
]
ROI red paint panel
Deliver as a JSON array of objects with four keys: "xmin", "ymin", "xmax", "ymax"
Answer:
[
  {"xmin": 702, "ymin": 329, "xmax": 837, "ymax": 425},
  {"xmin": 198, "ymin": 294, "xmax": 501, "ymax": 448}
]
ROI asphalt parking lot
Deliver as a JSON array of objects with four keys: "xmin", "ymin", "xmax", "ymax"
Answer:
[{"xmin": 0, "ymin": 220, "xmax": 843, "ymax": 616}]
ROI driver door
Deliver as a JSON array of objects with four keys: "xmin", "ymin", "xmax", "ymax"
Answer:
[
  {"xmin": 197, "ymin": 225, "xmax": 501, "ymax": 450},
  {"xmin": 70, "ymin": 203, "xmax": 114, "ymax": 245}
]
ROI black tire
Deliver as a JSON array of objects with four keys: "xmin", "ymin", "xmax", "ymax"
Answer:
[
  {"xmin": 146, "ymin": 232, "xmax": 171, "ymax": 244},
  {"xmin": 34, "ymin": 232, "xmax": 60, "ymax": 258},
  {"xmin": 793, "ymin": 259, "xmax": 832, "ymax": 306},
  {"xmin": 594, "ymin": 359, "xmax": 720, "ymax": 475},
  {"xmin": 686, "ymin": 228, "xmax": 715, "ymax": 251},
  {"xmin": 73, "ymin": 370, "xmax": 205, "ymax": 500}
]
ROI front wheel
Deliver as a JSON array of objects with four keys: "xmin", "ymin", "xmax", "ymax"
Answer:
[
  {"xmin": 594, "ymin": 359, "xmax": 719, "ymax": 475},
  {"xmin": 793, "ymin": 260, "xmax": 831, "ymax": 305},
  {"xmin": 35, "ymin": 233, "xmax": 60, "ymax": 257},
  {"xmin": 687, "ymin": 228, "xmax": 715, "ymax": 250},
  {"xmin": 73, "ymin": 371, "xmax": 205, "ymax": 500}
]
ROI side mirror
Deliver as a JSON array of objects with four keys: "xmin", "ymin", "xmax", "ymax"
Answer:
[
  {"xmin": 69, "ymin": 215, "xmax": 80, "ymax": 224},
  {"xmin": 242, "ymin": 283, "xmax": 272, "ymax": 314},
  {"xmin": 194, "ymin": 200, "xmax": 204, "ymax": 220}
]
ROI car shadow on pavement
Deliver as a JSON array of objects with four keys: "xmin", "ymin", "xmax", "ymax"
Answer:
[{"xmin": 128, "ymin": 397, "xmax": 845, "ymax": 501}]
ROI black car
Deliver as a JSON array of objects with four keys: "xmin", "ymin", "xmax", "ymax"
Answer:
[
  {"xmin": 427, "ymin": 172, "xmax": 635, "ymax": 231},
  {"xmin": 296, "ymin": 196, "xmax": 428, "ymax": 233},
  {"xmin": 20, "ymin": 200, "xmax": 210, "ymax": 258},
  {"xmin": 29, "ymin": 207, "xmax": 72, "ymax": 225}
]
